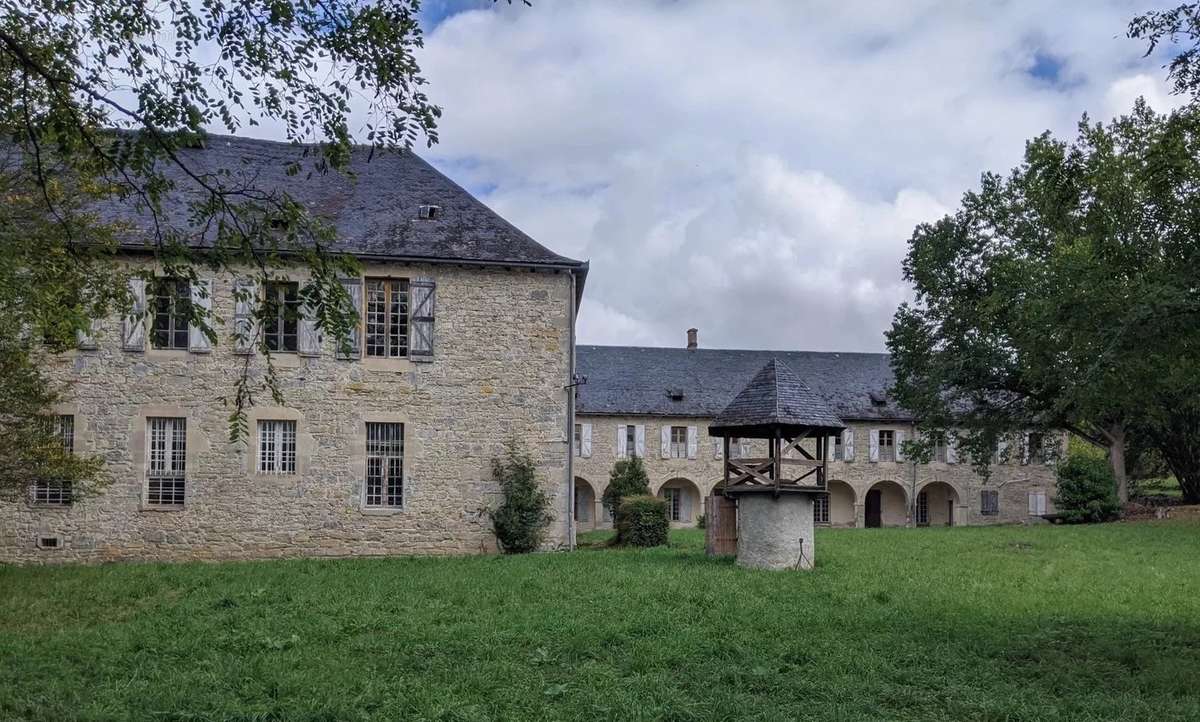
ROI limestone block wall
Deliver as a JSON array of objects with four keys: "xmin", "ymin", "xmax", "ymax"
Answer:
[
  {"xmin": 2, "ymin": 257, "xmax": 575, "ymax": 564},
  {"xmin": 574, "ymin": 416, "xmax": 1061, "ymax": 529}
]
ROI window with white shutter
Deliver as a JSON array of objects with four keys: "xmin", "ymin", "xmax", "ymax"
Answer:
[{"xmin": 151, "ymin": 279, "xmax": 191, "ymax": 350}]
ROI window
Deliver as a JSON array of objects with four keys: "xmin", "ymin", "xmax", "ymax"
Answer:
[
  {"xmin": 365, "ymin": 422, "xmax": 404, "ymax": 508},
  {"xmin": 258, "ymin": 420, "xmax": 297, "ymax": 474},
  {"xmin": 573, "ymin": 424, "xmax": 582, "ymax": 458},
  {"xmin": 662, "ymin": 487, "xmax": 681, "ymax": 522},
  {"xmin": 878, "ymin": 430, "xmax": 896, "ymax": 462},
  {"xmin": 147, "ymin": 417, "xmax": 186, "ymax": 506},
  {"xmin": 1026, "ymin": 433, "xmax": 1044, "ymax": 464},
  {"xmin": 813, "ymin": 493, "xmax": 830, "ymax": 525},
  {"xmin": 916, "ymin": 491, "xmax": 929, "ymax": 526},
  {"xmin": 151, "ymin": 278, "xmax": 191, "ymax": 350},
  {"xmin": 1028, "ymin": 491, "xmax": 1047, "ymax": 517},
  {"xmin": 365, "ymin": 278, "xmax": 409, "ymax": 358},
  {"xmin": 32, "ymin": 415, "xmax": 74, "ymax": 505},
  {"xmin": 264, "ymin": 281, "xmax": 300, "ymax": 353},
  {"xmin": 669, "ymin": 426, "xmax": 687, "ymax": 459},
  {"xmin": 730, "ymin": 437, "xmax": 752, "ymax": 459},
  {"xmin": 626, "ymin": 425, "xmax": 638, "ymax": 458},
  {"xmin": 832, "ymin": 435, "xmax": 843, "ymax": 461},
  {"xmin": 981, "ymin": 489, "xmax": 999, "ymax": 516},
  {"xmin": 933, "ymin": 440, "xmax": 949, "ymax": 463}
]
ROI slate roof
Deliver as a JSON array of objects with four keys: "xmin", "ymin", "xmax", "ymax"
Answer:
[
  {"xmin": 710, "ymin": 358, "xmax": 845, "ymax": 434},
  {"xmin": 576, "ymin": 345, "xmax": 912, "ymax": 421},
  {"xmin": 102, "ymin": 134, "xmax": 586, "ymax": 273}
]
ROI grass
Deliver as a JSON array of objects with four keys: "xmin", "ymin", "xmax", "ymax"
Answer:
[{"xmin": 3, "ymin": 523, "xmax": 1200, "ymax": 721}]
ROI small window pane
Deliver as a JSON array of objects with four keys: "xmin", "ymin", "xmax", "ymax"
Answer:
[{"xmin": 813, "ymin": 493, "xmax": 830, "ymax": 525}]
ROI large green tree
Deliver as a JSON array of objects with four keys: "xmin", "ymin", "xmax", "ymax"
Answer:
[
  {"xmin": 887, "ymin": 100, "xmax": 1200, "ymax": 503},
  {"xmin": 0, "ymin": 0, "xmax": 443, "ymax": 498},
  {"xmin": 1131, "ymin": 3, "xmax": 1200, "ymax": 101}
]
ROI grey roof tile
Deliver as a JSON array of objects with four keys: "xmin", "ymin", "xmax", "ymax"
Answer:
[
  {"xmin": 576, "ymin": 345, "xmax": 911, "ymax": 421},
  {"xmin": 710, "ymin": 358, "xmax": 844, "ymax": 432}
]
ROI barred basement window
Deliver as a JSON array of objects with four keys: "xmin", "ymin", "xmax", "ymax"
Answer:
[
  {"xmin": 365, "ymin": 278, "xmax": 409, "ymax": 358},
  {"xmin": 669, "ymin": 426, "xmax": 687, "ymax": 459},
  {"xmin": 878, "ymin": 430, "xmax": 896, "ymax": 462},
  {"xmin": 32, "ymin": 415, "xmax": 75, "ymax": 505},
  {"xmin": 147, "ymin": 417, "xmax": 186, "ymax": 505},
  {"xmin": 258, "ymin": 420, "xmax": 297, "ymax": 474},
  {"xmin": 151, "ymin": 278, "xmax": 191, "ymax": 350},
  {"xmin": 813, "ymin": 493, "xmax": 830, "ymax": 525},
  {"xmin": 264, "ymin": 281, "xmax": 300, "ymax": 353},
  {"xmin": 981, "ymin": 489, "xmax": 999, "ymax": 516},
  {"xmin": 365, "ymin": 422, "xmax": 404, "ymax": 508}
]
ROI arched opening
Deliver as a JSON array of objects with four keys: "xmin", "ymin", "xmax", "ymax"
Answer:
[
  {"xmin": 916, "ymin": 481, "xmax": 960, "ymax": 527},
  {"xmin": 820, "ymin": 480, "xmax": 856, "ymax": 527},
  {"xmin": 864, "ymin": 480, "xmax": 908, "ymax": 528},
  {"xmin": 574, "ymin": 477, "xmax": 597, "ymax": 530},
  {"xmin": 658, "ymin": 477, "xmax": 702, "ymax": 526}
]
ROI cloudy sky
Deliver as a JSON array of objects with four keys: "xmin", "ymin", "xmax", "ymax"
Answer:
[{"xmin": 412, "ymin": 1, "xmax": 1179, "ymax": 351}]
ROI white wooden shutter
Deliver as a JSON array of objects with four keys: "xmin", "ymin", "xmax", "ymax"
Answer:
[
  {"xmin": 409, "ymin": 276, "xmax": 436, "ymax": 362},
  {"xmin": 712, "ymin": 438, "xmax": 723, "ymax": 460},
  {"xmin": 1028, "ymin": 492, "xmax": 1046, "ymax": 516},
  {"xmin": 635, "ymin": 425, "xmax": 646, "ymax": 457},
  {"xmin": 843, "ymin": 428, "xmax": 855, "ymax": 461},
  {"xmin": 617, "ymin": 425, "xmax": 627, "ymax": 458},
  {"xmin": 188, "ymin": 278, "xmax": 213, "ymax": 353},
  {"xmin": 895, "ymin": 430, "xmax": 906, "ymax": 462},
  {"xmin": 581, "ymin": 423, "xmax": 592, "ymax": 458},
  {"xmin": 122, "ymin": 277, "xmax": 147, "ymax": 351},
  {"xmin": 660, "ymin": 426, "xmax": 672, "ymax": 459},
  {"xmin": 826, "ymin": 436, "xmax": 836, "ymax": 461},
  {"xmin": 233, "ymin": 278, "xmax": 258, "ymax": 355},
  {"xmin": 76, "ymin": 319, "xmax": 100, "ymax": 350},
  {"xmin": 686, "ymin": 426, "xmax": 698, "ymax": 459},
  {"xmin": 337, "ymin": 277, "xmax": 363, "ymax": 360},
  {"xmin": 298, "ymin": 296, "xmax": 320, "ymax": 357},
  {"xmin": 869, "ymin": 429, "xmax": 880, "ymax": 463}
]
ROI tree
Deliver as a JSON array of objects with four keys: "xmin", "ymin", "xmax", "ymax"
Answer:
[
  {"xmin": 0, "ymin": 0, "xmax": 441, "ymax": 497},
  {"xmin": 602, "ymin": 455, "xmax": 651, "ymax": 541},
  {"xmin": 490, "ymin": 442, "xmax": 553, "ymax": 554},
  {"xmin": 887, "ymin": 100, "xmax": 1200, "ymax": 504},
  {"xmin": 1130, "ymin": 4, "xmax": 1200, "ymax": 101}
]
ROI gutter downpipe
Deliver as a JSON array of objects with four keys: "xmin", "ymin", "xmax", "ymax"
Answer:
[{"xmin": 565, "ymin": 270, "xmax": 577, "ymax": 550}]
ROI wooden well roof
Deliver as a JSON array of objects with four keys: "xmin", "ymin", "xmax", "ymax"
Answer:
[{"xmin": 708, "ymin": 358, "xmax": 845, "ymax": 437}]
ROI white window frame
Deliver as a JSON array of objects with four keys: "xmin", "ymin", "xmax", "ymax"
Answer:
[
  {"xmin": 258, "ymin": 419, "xmax": 297, "ymax": 475},
  {"xmin": 573, "ymin": 423, "xmax": 582, "ymax": 458},
  {"xmin": 147, "ymin": 417, "xmax": 187, "ymax": 506},
  {"xmin": 878, "ymin": 429, "xmax": 896, "ymax": 463},
  {"xmin": 669, "ymin": 426, "xmax": 687, "ymax": 459},
  {"xmin": 364, "ymin": 421, "xmax": 404, "ymax": 509},
  {"xmin": 32, "ymin": 415, "xmax": 75, "ymax": 505}
]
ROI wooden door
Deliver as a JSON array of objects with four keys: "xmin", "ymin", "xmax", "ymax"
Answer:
[
  {"xmin": 705, "ymin": 494, "xmax": 737, "ymax": 556},
  {"xmin": 865, "ymin": 489, "xmax": 882, "ymax": 528}
]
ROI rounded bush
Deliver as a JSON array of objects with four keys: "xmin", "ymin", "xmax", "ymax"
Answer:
[
  {"xmin": 1056, "ymin": 455, "xmax": 1121, "ymax": 524},
  {"xmin": 616, "ymin": 495, "xmax": 669, "ymax": 547}
]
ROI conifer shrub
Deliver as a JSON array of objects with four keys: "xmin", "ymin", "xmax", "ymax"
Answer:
[
  {"xmin": 1056, "ymin": 455, "xmax": 1122, "ymax": 523},
  {"xmin": 491, "ymin": 443, "xmax": 552, "ymax": 553},
  {"xmin": 616, "ymin": 495, "xmax": 669, "ymax": 547},
  {"xmin": 602, "ymin": 455, "xmax": 651, "ymax": 534}
]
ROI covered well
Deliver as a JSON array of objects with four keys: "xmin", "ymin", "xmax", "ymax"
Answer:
[{"xmin": 708, "ymin": 358, "xmax": 845, "ymax": 570}]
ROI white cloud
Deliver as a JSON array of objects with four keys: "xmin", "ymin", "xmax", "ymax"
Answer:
[{"xmin": 414, "ymin": 0, "xmax": 1177, "ymax": 351}]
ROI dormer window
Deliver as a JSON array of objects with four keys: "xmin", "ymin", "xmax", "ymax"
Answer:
[
  {"xmin": 868, "ymin": 390, "xmax": 887, "ymax": 407},
  {"xmin": 666, "ymin": 388, "xmax": 684, "ymax": 401},
  {"xmin": 417, "ymin": 204, "xmax": 441, "ymax": 220}
]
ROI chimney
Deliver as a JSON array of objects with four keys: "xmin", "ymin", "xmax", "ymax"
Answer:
[{"xmin": 687, "ymin": 328, "xmax": 698, "ymax": 350}]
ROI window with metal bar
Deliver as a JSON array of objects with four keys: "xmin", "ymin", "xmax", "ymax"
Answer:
[
  {"xmin": 365, "ymin": 279, "xmax": 409, "ymax": 358},
  {"xmin": 151, "ymin": 278, "xmax": 191, "ymax": 350},
  {"xmin": 981, "ymin": 489, "xmax": 999, "ymax": 516},
  {"xmin": 916, "ymin": 490, "xmax": 929, "ymax": 526},
  {"xmin": 365, "ymin": 422, "xmax": 404, "ymax": 508},
  {"xmin": 669, "ymin": 426, "xmax": 687, "ymax": 459},
  {"xmin": 813, "ymin": 493, "xmax": 830, "ymax": 525},
  {"xmin": 32, "ymin": 415, "xmax": 74, "ymax": 505},
  {"xmin": 147, "ymin": 417, "xmax": 186, "ymax": 505},
  {"xmin": 264, "ymin": 281, "xmax": 300, "ymax": 353},
  {"xmin": 258, "ymin": 420, "xmax": 297, "ymax": 474},
  {"xmin": 878, "ymin": 430, "xmax": 896, "ymax": 462}
]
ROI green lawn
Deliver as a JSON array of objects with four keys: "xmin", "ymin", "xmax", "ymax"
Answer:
[{"xmin": 3, "ymin": 523, "xmax": 1200, "ymax": 721}]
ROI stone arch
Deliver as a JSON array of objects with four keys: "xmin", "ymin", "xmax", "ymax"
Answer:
[
  {"xmin": 574, "ymin": 477, "xmax": 597, "ymax": 529},
  {"xmin": 915, "ymin": 480, "xmax": 961, "ymax": 527},
  {"xmin": 657, "ymin": 477, "xmax": 703, "ymax": 525},
  {"xmin": 865, "ymin": 479, "xmax": 909, "ymax": 528},
  {"xmin": 825, "ymin": 480, "xmax": 857, "ymax": 527}
]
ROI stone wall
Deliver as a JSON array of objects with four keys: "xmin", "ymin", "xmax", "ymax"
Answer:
[
  {"xmin": 573, "ymin": 416, "xmax": 1061, "ymax": 529},
  {"xmin": 2, "ymin": 258, "xmax": 575, "ymax": 564}
]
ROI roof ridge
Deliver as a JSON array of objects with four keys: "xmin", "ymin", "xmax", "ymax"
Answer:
[{"xmin": 576, "ymin": 343, "xmax": 890, "ymax": 357}]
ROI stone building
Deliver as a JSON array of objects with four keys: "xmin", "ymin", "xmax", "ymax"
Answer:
[
  {"xmin": 2, "ymin": 136, "xmax": 587, "ymax": 564},
  {"xmin": 571, "ymin": 334, "xmax": 1060, "ymax": 530}
]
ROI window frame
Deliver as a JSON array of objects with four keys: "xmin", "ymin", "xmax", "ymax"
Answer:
[
  {"xmin": 150, "ymin": 278, "xmax": 192, "ymax": 350},
  {"xmin": 669, "ymin": 425, "xmax": 687, "ymax": 459},
  {"xmin": 915, "ymin": 490, "xmax": 929, "ymax": 526},
  {"xmin": 662, "ymin": 486, "xmax": 682, "ymax": 522},
  {"xmin": 573, "ymin": 423, "xmax": 582, "ymax": 458},
  {"xmin": 813, "ymin": 493, "xmax": 830, "ymax": 525},
  {"xmin": 878, "ymin": 429, "xmax": 896, "ymax": 462},
  {"xmin": 981, "ymin": 489, "xmax": 1000, "ymax": 516},
  {"xmin": 364, "ymin": 421, "xmax": 404, "ymax": 509},
  {"xmin": 31, "ymin": 415, "xmax": 75, "ymax": 506},
  {"xmin": 832, "ymin": 435, "xmax": 843, "ymax": 461},
  {"xmin": 257, "ymin": 419, "xmax": 297, "ymax": 475},
  {"xmin": 146, "ymin": 416, "xmax": 187, "ymax": 506},
  {"xmin": 263, "ymin": 281, "xmax": 301, "ymax": 353},
  {"xmin": 625, "ymin": 425, "xmax": 637, "ymax": 458},
  {"xmin": 364, "ymin": 277, "xmax": 410, "ymax": 359}
]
